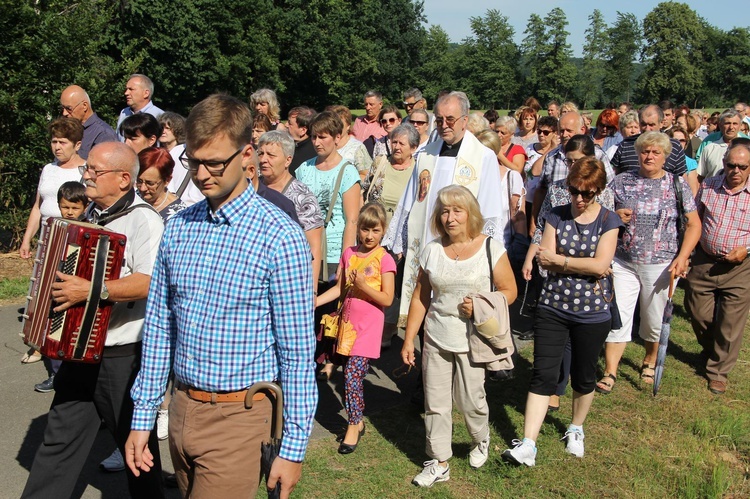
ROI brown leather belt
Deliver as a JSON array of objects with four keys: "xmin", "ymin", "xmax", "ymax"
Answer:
[{"xmin": 175, "ymin": 381, "xmax": 266, "ymax": 404}]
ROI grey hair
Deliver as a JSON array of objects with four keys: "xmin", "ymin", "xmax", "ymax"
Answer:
[
  {"xmin": 436, "ymin": 91, "xmax": 470, "ymax": 116},
  {"xmin": 619, "ymin": 110, "xmax": 639, "ymax": 131},
  {"xmin": 634, "ymin": 130, "xmax": 672, "ymax": 157},
  {"xmin": 129, "ymin": 74, "xmax": 154, "ymax": 98},
  {"xmin": 496, "ymin": 115, "xmax": 517, "ymax": 132},
  {"xmin": 364, "ymin": 90, "xmax": 383, "ymax": 102},
  {"xmin": 639, "ymin": 104, "xmax": 664, "ymax": 123},
  {"xmin": 249, "ymin": 88, "xmax": 282, "ymax": 122},
  {"xmin": 390, "ymin": 123, "xmax": 420, "ymax": 149},
  {"xmin": 403, "ymin": 88, "xmax": 423, "ymax": 102},
  {"xmin": 257, "ymin": 130, "xmax": 295, "ymax": 158},
  {"xmin": 719, "ymin": 108, "xmax": 741, "ymax": 126}
]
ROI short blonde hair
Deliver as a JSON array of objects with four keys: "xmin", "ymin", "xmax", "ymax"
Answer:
[
  {"xmin": 431, "ymin": 185, "xmax": 484, "ymax": 239},
  {"xmin": 634, "ymin": 130, "xmax": 672, "ymax": 157}
]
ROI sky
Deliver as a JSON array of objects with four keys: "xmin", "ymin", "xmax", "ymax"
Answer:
[{"xmin": 422, "ymin": 1, "xmax": 746, "ymax": 57}]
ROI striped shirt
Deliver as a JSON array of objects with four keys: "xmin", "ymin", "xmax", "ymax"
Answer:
[
  {"xmin": 696, "ymin": 174, "xmax": 750, "ymax": 257},
  {"xmin": 611, "ymin": 134, "xmax": 687, "ymax": 176},
  {"xmin": 130, "ymin": 184, "xmax": 317, "ymax": 462}
]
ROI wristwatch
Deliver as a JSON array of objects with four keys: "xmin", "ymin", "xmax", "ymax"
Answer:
[{"xmin": 100, "ymin": 282, "xmax": 110, "ymax": 301}]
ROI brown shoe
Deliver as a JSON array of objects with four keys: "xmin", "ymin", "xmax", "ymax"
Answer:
[{"xmin": 708, "ymin": 380, "xmax": 727, "ymax": 395}]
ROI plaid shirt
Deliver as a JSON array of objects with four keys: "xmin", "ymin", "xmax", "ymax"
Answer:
[
  {"xmin": 130, "ymin": 184, "xmax": 317, "ymax": 462},
  {"xmin": 540, "ymin": 144, "xmax": 615, "ymax": 188},
  {"xmin": 697, "ymin": 174, "xmax": 750, "ymax": 257}
]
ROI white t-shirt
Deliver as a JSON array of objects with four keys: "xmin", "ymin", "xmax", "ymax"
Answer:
[
  {"xmin": 167, "ymin": 144, "xmax": 205, "ymax": 206},
  {"xmin": 420, "ymin": 237, "xmax": 505, "ymax": 352},
  {"xmin": 37, "ymin": 163, "xmax": 82, "ymax": 220},
  {"xmin": 498, "ymin": 169, "xmax": 524, "ymax": 247}
]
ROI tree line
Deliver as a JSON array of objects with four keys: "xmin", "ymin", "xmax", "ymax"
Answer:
[{"xmin": 1, "ymin": 0, "xmax": 748, "ymax": 226}]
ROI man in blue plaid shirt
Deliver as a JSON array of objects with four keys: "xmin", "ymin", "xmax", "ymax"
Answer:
[{"xmin": 126, "ymin": 94, "xmax": 317, "ymax": 497}]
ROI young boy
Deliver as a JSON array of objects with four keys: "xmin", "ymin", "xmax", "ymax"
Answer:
[{"xmin": 57, "ymin": 181, "xmax": 87, "ymax": 220}]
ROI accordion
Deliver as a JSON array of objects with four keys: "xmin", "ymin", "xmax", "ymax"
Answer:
[{"xmin": 21, "ymin": 218, "xmax": 127, "ymax": 363}]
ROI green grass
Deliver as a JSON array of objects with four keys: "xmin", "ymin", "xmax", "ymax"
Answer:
[
  {"xmin": 292, "ymin": 288, "xmax": 750, "ymax": 498},
  {"xmin": 0, "ymin": 277, "xmax": 28, "ymax": 301}
]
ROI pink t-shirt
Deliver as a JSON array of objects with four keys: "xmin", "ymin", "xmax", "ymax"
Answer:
[{"xmin": 339, "ymin": 246, "xmax": 396, "ymax": 359}]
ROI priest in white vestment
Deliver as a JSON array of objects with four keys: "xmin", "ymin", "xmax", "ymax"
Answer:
[{"xmin": 383, "ymin": 91, "xmax": 506, "ymax": 326}]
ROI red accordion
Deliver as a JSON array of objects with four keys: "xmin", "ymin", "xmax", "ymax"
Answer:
[{"xmin": 21, "ymin": 218, "xmax": 127, "ymax": 363}]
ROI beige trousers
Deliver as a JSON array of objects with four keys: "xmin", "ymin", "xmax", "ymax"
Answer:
[
  {"xmin": 169, "ymin": 389, "xmax": 272, "ymax": 498},
  {"xmin": 422, "ymin": 339, "xmax": 489, "ymax": 462}
]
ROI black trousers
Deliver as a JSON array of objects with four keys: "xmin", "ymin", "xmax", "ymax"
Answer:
[
  {"xmin": 529, "ymin": 307, "xmax": 610, "ymax": 396},
  {"xmin": 22, "ymin": 349, "xmax": 164, "ymax": 498}
]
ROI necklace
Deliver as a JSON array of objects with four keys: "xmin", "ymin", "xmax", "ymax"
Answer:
[
  {"xmin": 449, "ymin": 237, "xmax": 474, "ymax": 262},
  {"xmin": 153, "ymin": 191, "xmax": 170, "ymax": 211}
]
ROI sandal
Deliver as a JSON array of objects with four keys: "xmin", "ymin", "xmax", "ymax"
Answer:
[
  {"xmin": 640, "ymin": 364, "xmax": 656, "ymax": 385},
  {"xmin": 595, "ymin": 373, "xmax": 616, "ymax": 394},
  {"xmin": 21, "ymin": 349, "xmax": 43, "ymax": 364}
]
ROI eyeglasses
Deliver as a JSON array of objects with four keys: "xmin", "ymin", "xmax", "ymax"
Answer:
[
  {"xmin": 563, "ymin": 158, "xmax": 581, "ymax": 167},
  {"xmin": 434, "ymin": 115, "xmax": 466, "ymax": 128},
  {"xmin": 78, "ymin": 164, "xmax": 124, "ymax": 178},
  {"xmin": 538, "ymin": 129, "xmax": 554, "ymax": 136},
  {"xmin": 725, "ymin": 162, "xmax": 750, "ymax": 171},
  {"xmin": 380, "ymin": 117, "xmax": 399, "ymax": 125},
  {"xmin": 410, "ymin": 120, "xmax": 427, "ymax": 126},
  {"xmin": 180, "ymin": 146, "xmax": 246, "ymax": 175},
  {"xmin": 61, "ymin": 101, "xmax": 83, "ymax": 114},
  {"xmin": 568, "ymin": 186, "xmax": 597, "ymax": 200},
  {"xmin": 136, "ymin": 178, "xmax": 162, "ymax": 188}
]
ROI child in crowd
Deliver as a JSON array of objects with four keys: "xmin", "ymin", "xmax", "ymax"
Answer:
[
  {"xmin": 57, "ymin": 181, "xmax": 88, "ymax": 220},
  {"xmin": 316, "ymin": 203, "xmax": 396, "ymax": 455}
]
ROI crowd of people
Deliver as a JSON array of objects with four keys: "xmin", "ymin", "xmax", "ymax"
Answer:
[{"xmin": 16, "ymin": 75, "xmax": 750, "ymax": 496}]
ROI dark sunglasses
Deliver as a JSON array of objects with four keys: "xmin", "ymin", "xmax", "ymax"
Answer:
[
  {"xmin": 410, "ymin": 120, "xmax": 427, "ymax": 126},
  {"xmin": 568, "ymin": 186, "xmax": 597, "ymax": 200},
  {"xmin": 726, "ymin": 162, "xmax": 749, "ymax": 171},
  {"xmin": 380, "ymin": 117, "xmax": 399, "ymax": 125},
  {"xmin": 538, "ymin": 129, "xmax": 554, "ymax": 136}
]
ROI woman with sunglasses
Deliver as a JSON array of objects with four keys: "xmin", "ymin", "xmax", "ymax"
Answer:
[
  {"xmin": 592, "ymin": 109, "xmax": 620, "ymax": 152},
  {"xmin": 522, "ymin": 135, "xmax": 615, "ymax": 410},
  {"xmin": 503, "ymin": 156, "xmax": 622, "ymax": 466},
  {"xmin": 596, "ymin": 131, "xmax": 700, "ymax": 394},
  {"xmin": 372, "ymin": 105, "xmax": 403, "ymax": 158},
  {"xmin": 409, "ymin": 109, "xmax": 431, "ymax": 155}
]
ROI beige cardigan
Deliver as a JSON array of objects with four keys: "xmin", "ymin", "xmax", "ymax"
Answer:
[{"xmin": 468, "ymin": 291, "xmax": 515, "ymax": 371}]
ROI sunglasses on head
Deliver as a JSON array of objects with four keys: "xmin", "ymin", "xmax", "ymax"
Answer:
[{"xmin": 568, "ymin": 186, "xmax": 597, "ymax": 200}]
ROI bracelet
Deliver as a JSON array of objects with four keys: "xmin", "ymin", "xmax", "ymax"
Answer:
[{"xmin": 563, "ymin": 256, "xmax": 569, "ymax": 272}]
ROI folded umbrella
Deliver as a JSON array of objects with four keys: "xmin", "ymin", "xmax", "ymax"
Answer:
[
  {"xmin": 653, "ymin": 270, "xmax": 676, "ymax": 396},
  {"xmin": 246, "ymin": 381, "xmax": 284, "ymax": 499}
]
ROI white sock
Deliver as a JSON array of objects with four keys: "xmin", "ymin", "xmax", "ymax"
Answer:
[
  {"xmin": 522, "ymin": 437, "xmax": 536, "ymax": 448},
  {"xmin": 568, "ymin": 424, "xmax": 583, "ymax": 434}
]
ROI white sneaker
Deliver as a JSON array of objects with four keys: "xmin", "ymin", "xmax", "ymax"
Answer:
[
  {"xmin": 501, "ymin": 439, "xmax": 536, "ymax": 467},
  {"xmin": 99, "ymin": 448, "xmax": 125, "ymax": 472},
  {"xmin": 562, "ymin": 428, "xmax": 585, "ymax": 457},
  {"xmin": 469, "ymin": 437, "xmax": 490, "ymax": 468},
  {"xmin": 412, "ymin": 459, "xmax": 450, "ymax": 487},
  {"xmin": 156, "ymin": 409, "xmax": 169, "ymax": 441}
]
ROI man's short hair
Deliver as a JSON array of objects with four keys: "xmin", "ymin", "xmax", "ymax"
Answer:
[
  {"xmin": 186, "ymin": 94, "xmax": 253, "ymax": 150},
  {"xmin": 364, "ymin": 90, "xmax": 383, "ymax": 102},
  {"xmin": 119, "ymin": 113, "xmax": 162, "ymax": 140},
  {"xmin": 130, "ymin": 74, "xmax": 155, "ymax": 97},
  {"xmin": 547, "ymin": 100, "xmax": 560, "ymax": 108},
  {"xmin": 436, "ymin": 91, "xmax": 470, "ymax": 116},
  {"xmin": 403, "ymin": 88, "xmax": 423, "ymax": 102},
  {"xmin": 49, "ymin": 117, "xmax": 84, "ymax": 143},
  {"xmin": 639, "ymin": 104, "xmax": 664, "ymax": 123},
  {"xmin": 719, "ymin": 109, "xmax": 741, "ymax": 126},
  {"xmin": 57, "ymin": 181, "xmax": 88, "ymax": 205},
  {"xmin": 726, "ymin": 137, "xmax": 750, "ymax": 158},
  {"xmin": 258, "ymin": 130, "xmax": 296, "ymax": 158},
  {"xmin": 483, "ymin": 109, "xmax": 499, "ymax": 125},
  {"xmin": 658, "ymin": 99, "xmax": 675, "ymax": 111},
  {"xmin": 288, "ymin": 106, "xmax": 316, "ymax": 128}
]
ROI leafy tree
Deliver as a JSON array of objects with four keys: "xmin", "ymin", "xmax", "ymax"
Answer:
[
  {"xmin": 579, "ymin": 10, "xmax": 608, "ymax": 109},
  {"xmin": 414, "ymin": 25, "xmax": 455, "ymax": 104},
  {"xmin": 640, "ymin": 2, "xmax": 706, "ymax": 105},
  {"xmin": 460, "ymin": 9, "xmax": 520, "ymax": 109},
  {"xmin": 520, "ymin": 8, "xmax": 577, "ymax": 103},
  {"xmin": 700, "ymin": 25, "xmax": 750, "ymax": 107},
  {"xmin": 603, "ymin": 12, "xmax": 641, "ymax": 104}
]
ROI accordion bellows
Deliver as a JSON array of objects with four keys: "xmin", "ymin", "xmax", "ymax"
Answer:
[{"xmin": 21, "ymin": 218, "xmax": 126, "ymax": 363}]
